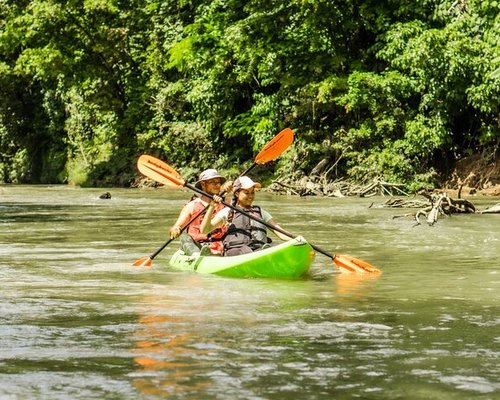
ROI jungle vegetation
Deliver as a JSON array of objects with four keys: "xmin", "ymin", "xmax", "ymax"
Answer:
[{"xmin": 0, "ymin": 0, "xmax": 499, "ymax": 190}]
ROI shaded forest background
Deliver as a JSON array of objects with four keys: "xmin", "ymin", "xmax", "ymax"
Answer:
[{"xmin": 0, "ymin": 0, "xmax": 499, "ymax": 191}]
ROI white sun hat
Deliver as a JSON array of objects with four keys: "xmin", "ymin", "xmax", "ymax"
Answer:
[
  {"xmin": 233, "ymin": 176, "xmax": 261, "ymax": 191},
  {"xmin": 195, "ymin": 169, "xmax": 226, "ymax": 188}
]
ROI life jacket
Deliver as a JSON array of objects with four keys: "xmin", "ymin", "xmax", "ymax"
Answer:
[
  {"xmin": 187, "ymin": 198, "xmax": 226, "ymax": 254},
  {"xmin": 223, "ymin": 206, "xmax": 270, "ymax": 253}
]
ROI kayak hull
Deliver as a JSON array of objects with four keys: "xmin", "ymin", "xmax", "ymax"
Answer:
[{"xmin": 168, "ymin": 236, "xmax": 315, "ymax": 278}]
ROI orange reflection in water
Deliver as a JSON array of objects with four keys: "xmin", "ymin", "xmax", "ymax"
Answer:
[
  {"xmin": 131, "ymin": 298, "xmax": 211, "ymax": 397},
  {"xmin": 335, "ymin": 270, "xmax": 381, "ymax": 298}
]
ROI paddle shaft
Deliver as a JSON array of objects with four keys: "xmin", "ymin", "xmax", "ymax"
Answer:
[
  {"xmin": 147, "ymin": 212, "xmax": 199, "ymax": 260},
  {"xmin": 186, "ymin": 182, "xmax": 336, "ymax": 260}
]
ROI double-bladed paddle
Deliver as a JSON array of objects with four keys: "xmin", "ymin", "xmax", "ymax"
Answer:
[
  {"xmin": 136, "ymin": 155, "xmax": 381, "ymax": 275},
  {"xmin": 133, "ymin": 128, "xmax": 294, "ymax": 267}
]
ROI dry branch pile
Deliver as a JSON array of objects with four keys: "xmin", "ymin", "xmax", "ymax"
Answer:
[
  {"xmin": 268, "ymin": 176, "xmax": 409, "ymax": 198},
  {"xmin": 375, "ymin": 191, "xmax": 479, "ymax": 226},
  {"xmin": 413, "ymin": 192, "xmax": 476, "ymax": 225}
]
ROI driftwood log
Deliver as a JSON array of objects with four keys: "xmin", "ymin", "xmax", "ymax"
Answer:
[{"xmin": 479, "ymin": 203, "xmax": 500, "ymax": 214}]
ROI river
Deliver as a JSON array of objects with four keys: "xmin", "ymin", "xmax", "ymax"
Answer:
[{"xmin": 1, "ymin": 185, "xmax": 498, "ymax": 399}]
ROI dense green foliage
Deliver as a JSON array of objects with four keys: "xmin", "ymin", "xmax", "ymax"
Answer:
[{"xmin": 0, "ymin": 0, "xmax": 498, "ymax": 188}]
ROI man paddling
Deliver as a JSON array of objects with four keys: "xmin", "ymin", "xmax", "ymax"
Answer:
[{"xmin": 169, "ymin": 169, "xmax": 232, "ymax": 256}]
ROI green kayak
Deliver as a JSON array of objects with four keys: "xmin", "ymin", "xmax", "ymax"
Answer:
[{"xmin": 168, "ymin": 236, "xmax": 315, "ymax": 278}]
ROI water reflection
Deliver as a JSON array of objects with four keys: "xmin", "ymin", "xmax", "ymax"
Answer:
[
  {"xmin": 131, "ymin": 275, "xmax": 214, "ymax": 396},
  {"xmin": 334, "ymin": 271, "xmax": 382, "ymax": 299},
  {"xmin": 132, "ymin": 311, "xmax": 206, "ymax": 397}
]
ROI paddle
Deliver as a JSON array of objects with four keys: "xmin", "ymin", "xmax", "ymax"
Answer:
[
  {"xmin": 137, "ymin": 156, "xmax": 382, "ymax": 275},
  {"xmin": 133, "ymin": 128, "xmax": 294, "ymax": 267}
]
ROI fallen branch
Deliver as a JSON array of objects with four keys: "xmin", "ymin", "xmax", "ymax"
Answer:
[{"xmin": 479, "ymin": 203, "xmax": 500, "ymax": 214}]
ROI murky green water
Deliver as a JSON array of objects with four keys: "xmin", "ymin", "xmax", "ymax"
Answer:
[{"xmin": 1, "ymin": 185, "xmax": 499, "ymax": 399}]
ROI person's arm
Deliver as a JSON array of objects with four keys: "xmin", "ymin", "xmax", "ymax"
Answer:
[
  {"xmin": 220, "ymin": 180, "xmax": 233, "ymax": 195},
  {"xmin": 260, "ymin": 209, "xmax": 293, "ymax": 241},
  {"xmin": 169, "ymin": 202, "xmax": 194, "ymax": 239},
  {"xmin": 267, "ymin": 219, "xmax": 294, "ymax": 241},
  {"xmin": 200, "ymin": 200, "xmax": 226, "ymax": 234}
]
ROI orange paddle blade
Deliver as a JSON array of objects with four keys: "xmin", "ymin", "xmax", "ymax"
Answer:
[
  {"xmin": 255, "ymin": 128, "xmax": 294, "ymax": 164},
  {"xmin": 137, "ymin": 155, "xmax": 185, "ymax": 187},
  {"xmin": 133, "ymin": 257, "xmax": 153, "ymax": 267},
  {"xmin": 334, "ymin": 254, "xmax": 381, "ymax": 275}
]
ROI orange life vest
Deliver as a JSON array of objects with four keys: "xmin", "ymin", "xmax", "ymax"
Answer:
[{"xmin": 187, "ymin": 198, "xmax": 226, "ymax": 254}]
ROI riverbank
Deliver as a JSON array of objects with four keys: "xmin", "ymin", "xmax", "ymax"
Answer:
[{"xmin": 442, "ymin": 152, "xmax": 500, "ymax": 197}]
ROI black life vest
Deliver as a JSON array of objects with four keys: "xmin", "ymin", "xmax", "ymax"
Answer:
[{"xmin": 223, "ymin": 206, "xmax": 270, "ymax": 252}]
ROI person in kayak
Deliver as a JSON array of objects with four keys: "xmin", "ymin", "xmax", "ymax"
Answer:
[
  {"xmin": 200, "ymin": 176, "xmax": 291, "ymax": 256},
  {"xmin": 169, "ymin": 169, "xmax": 231, "ymax": 256}
]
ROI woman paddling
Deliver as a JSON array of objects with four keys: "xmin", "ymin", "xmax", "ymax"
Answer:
[{"xmin": 200, "ymin": 176, "xmax": 291, "ymax": 256}]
